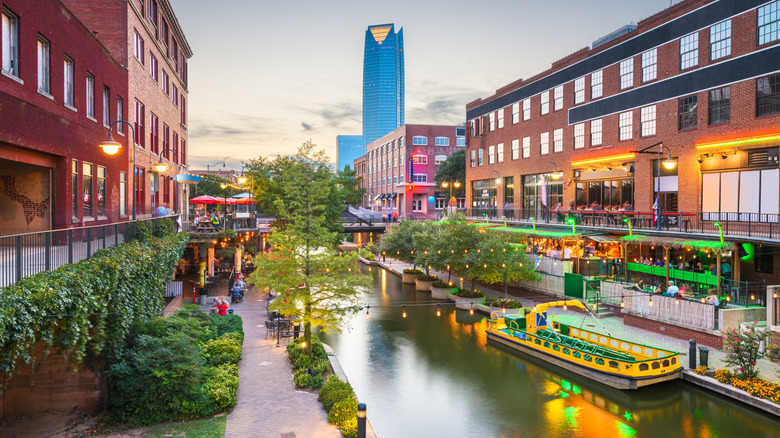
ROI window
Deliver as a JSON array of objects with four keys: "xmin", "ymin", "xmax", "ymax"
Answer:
[
  {"xmin": 2, "ymin": 9, "xmax": 19, "ymax": 76},
  {"xmin": 435, "ymin": 198, "xmax": 446, "ymax": 209},
  {"xmin": 149, "ymin": 54, "xmax": 158, "ymax": 81},
  {"xmin": 678, "ymin": 95, "xmax": 698, "ymax": 130},
  {"xmin": 181, "ymin": 139, "xmax": 186, "ymax": 165},
  {"xmin": 172, "ymin": 84, "xmax": 179, "ymax": 106},
  {"xmin": 540, "ymin": 132, "xmax": 549, "ymax": 155},
  {"xmin": 702, "ymin": 169, "xmax": 779, "ymax": 223},
  {"xmin": 37, "ymin": 37, "xmax": 50, "ymax": 93},
  {"xmin": 133, "ymin": 30, "xmax": 144, "ymax": 64},
  {"xmin": 540, "ymin": 91, "xmax": 550, "ymax": 115},
  {"xmin": 710, "ymin": 20, "xmax": 731, "ymax": 60},
  {"xmin": 591, "ymin": 119, "xmax": 602, "ymax": 146},
  {"xmin": 86, "ymin": 73, "xmax": 95, "ymax": 118},
  {"xmin": 456, "ymin": 137, "xmax": 465, "ymax": 147},
  {"xmin": 553, "ymin": 129, "xmax": 563, "ymax": 152},
  {"xmin": 412, "ymin": 174, "xmax": 427, "ymax": 183},
  {"xmin": 512, "ymin": 103, "xmax": 520, "ymax": 124},
  {"xmin": 117, "ymin": 96, "xmax": 124, "ymax": 134},
  {"xmin": 103, "ymin": 86, "xmax": 110, "ymax": 126},
  {"xmin": 757, "ymin": 74, "xmax": 780, "ymax": 117},
  {"xmin": 640, "ymin": 105, "xmax": 656, "ymax": 137},
  {"xmin": 489, "ymin": 112, "xmax": 495, "ymax": 131},
  {"xmin": 619, "ymin": 58, "xmax": 633, "ymax": 89},
  {"xmin": 470, "ymin": 150, "xmax": 476, "ymax": 167},
  {"xmin": 120, "ymin": 171, "xmax": 126, "ymax": 216},
  {"xmin": 522, "ymin": 137, "xmax": 530, "ymax": 158},
  {"xmin": 412, "ymin": 136, "xmax": 427, "ymax": 145},
  {"xmin": 180, "ymin": 96, "xmax": 186, "ymax": 125},
  {"xmin": 63, "ymin": 56, "xmax": 74, "ymax": 106},
  {"xmin": 434, "ymin": 155, "xmax": 447, "ymax": 165},
  {"xmin": 641, "ymin": 48, "xmax": 657, "ymax": 82},
  {"xmin": 708, "ymin": 86, "xmax": 730, "ymax": 125},
  {"xmin": 469, "ymin": 120, "xmax": 476, "ymax": 137},
  {"xmin": 591, "ymin": 70, "xmax": 603, "ymax": 99},
  {"xmin": 497, "ymin": 143, "xmax": 504, "ymax": 163},
  {"xmin": 510, "ymin": 139, "xmax": 519, "ymax": 160},
  {"xmin": 522, "ymin": 98, "xmax": 530, "ymax": 120},
  {"xmin": 97, "ymin": 166, "xmax": 106, "ymax": 218},
  {"xmin": 162, "ymin": 123, "xmax": 170, "ymax": 159},
  {"xmin": 172, "ymin": 131, "xmax": 179, "ymax": 163},
  {"xmin": 393, "ymin": 175, "xmax": 398, "ymax": 185},
  {"xmin": 618, "ymin": 111, "xmax": 633, "ymax": 140},
  {"xmin": 150, "ymin": 113, "xmax": 159, "ymax": 153},
  {"xmin": 574, "ymin": 123, "xmax": 585, "ymax": 149},
  {"xmin": 574, "ymin": 77, "xmax": 585, "ymax": 104},
  {"xmin": 434, "ymin": 137, "xmax": 449, "ymax": 146},
  {"xmin": 497, "ymin": 109, "xmax": 504, "ymax": 129},
  {"xmin": 161, "ymin": 69, "xmax": 169, "ymax": 95},
  {"xmin": 553, "ymin": 86, "xmax": 563, "ymax": 111},
  {"xmin": 680, "ymin": 32, "xmax": 698, "ymax": 70},
  {"xmin": 758, "ymin": 1, "xmax": 780, "ymax": 45},
  {"xmin": 72, "ymin": 160, "xmax": 78, "ymax": 221},
  {"xmin": 411, "ymin": 155, "xmax": 427, "ymax": 164},
  {"xmin": 478, "ymin": 149, "xmax": 484, "ymax": 166},
  {"xmin": 135, "ymin": 100, "xmax": 145, "ymax": 147},
  {"xmin": 83, "ymin": 163, "xmax": 93, "ymax": 219},
  {"xmin": 488, "ymin": 145, "xmax": 495, "ymax": 164},
  {"xmin": 412, "ymin": 197, "xmax": 422, "ymax": 212}
]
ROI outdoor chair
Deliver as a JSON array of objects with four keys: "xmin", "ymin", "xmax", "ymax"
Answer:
[{"xmin": 265, "ymin": 319, "xmax": 277, "ymax": 339}]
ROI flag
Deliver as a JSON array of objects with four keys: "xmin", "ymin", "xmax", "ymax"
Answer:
[
  {"xmin": 540, "ymin": 175, "xmax": 547, "ymax": 207},
  {"xmin": 653, "ymin": 195, "xmax": 659, "ymax": 223}
]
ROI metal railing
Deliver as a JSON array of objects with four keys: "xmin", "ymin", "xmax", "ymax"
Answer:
[
  {"xmin": 0, "ymin": 215, "xmax": 180, "ymax": 288},
  {"xmin": 467, "ymin": 208, "xmax": 780, "ymax": 240}
]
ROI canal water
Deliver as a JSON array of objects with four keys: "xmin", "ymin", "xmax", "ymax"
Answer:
[{"xmin": 319, "ymin": 267, "xmax": 780, "ymax": 438}]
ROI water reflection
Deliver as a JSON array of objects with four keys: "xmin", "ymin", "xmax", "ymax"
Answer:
[{"xmin": 319, "ymin": 267, "xmax": 780, "ymax": 438}]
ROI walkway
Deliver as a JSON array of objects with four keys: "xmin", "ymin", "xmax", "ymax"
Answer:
[
  {"xmin": 207, "ymin": 289, "xmax": 341, "ymax": 438},
  {"xmin": 377, "ymin": 257, "xmax": 780, "ymax": 383}
]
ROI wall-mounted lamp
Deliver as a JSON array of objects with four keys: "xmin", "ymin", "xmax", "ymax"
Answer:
[{"xmin": 697, "ymin": 156, "xmax": 704, "ymax": 164}]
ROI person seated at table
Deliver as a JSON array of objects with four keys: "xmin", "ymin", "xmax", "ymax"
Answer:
[
  {"xmin": 705, "ymin": 292, "xmax": 720, "ymax": 305},
  {"xmin": 619, "ymin": 202, "xmax": 633, "ymax": 211},
  {"xmin": 211, "ymin": 297, "xmax": 230, "ymax": 316},
  {"xmin": 590, "ymin": 202, "xmax": 603, "ymax": 211},
  {"xmin": 695, "ymin": 261, "xmax": 704, "ymax": 273},
  {"xmin": 562, "ymin": 245, "xmax": 572, "ymax": 260},
  {"xmin": 678, "ymin": 284, "xmax": 694, "ymax": 299},
  {"xmin": 194, "ymin": 214, "xmax": 201, "ymax": 228},
  {"xmin": 637, "ymin": 256, "xmax": 645, "ymax": 264},
  {"xmin": 210, "ymin": 213, "xmax": 220, "ymax": 227},
  {"xmin": 632, "ymin": 278, "xmax": 646, "ymax": 291},
  {"xmin": 661, "ymin": 281, "xmax": 679, "ymax": 297},
  {"xmin": 651, "ymin": 282, "xmax": 664, "ymax": 294},
  {"xmin": 721, "ymin": 261, "xmax": 732, "ymax": 279}
]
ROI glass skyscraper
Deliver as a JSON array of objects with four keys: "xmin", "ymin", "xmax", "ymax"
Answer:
[
  {"xmin": 336, "ymin": 135, "xmax": 364, "ymax": 171},
  {"xmin": 363, "ymin": 23, "xmax": 404, "ymax": 148}
]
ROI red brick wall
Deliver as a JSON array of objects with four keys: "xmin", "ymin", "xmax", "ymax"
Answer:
[
  {"xmin": 0, "ymin": 0, "xmax": 129, "ymax": 231},
  {"xmin": 623, "ymin": 313, "xmax": 722, "ymax": 348}
]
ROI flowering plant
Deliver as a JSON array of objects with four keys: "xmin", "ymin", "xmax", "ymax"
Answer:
[
  {"xmin": 693, "ymin": 365, "xmax": 708, "ymax": 375},
  {"xmin": 722, "ymin": 322, "xmax": 766, "ymax": 379}
]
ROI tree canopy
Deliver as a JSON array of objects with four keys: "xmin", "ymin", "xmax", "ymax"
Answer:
[
  {"xmin": 334, "ymin": 165, "xmax": 366, "ymax": 207},
  {"xmin": 433, "ymin": 149, "xmax": 466, "ymax": 198},
  {"xmin": 190, "ymin": 174, "xmax": 235, "ymax": 199}
]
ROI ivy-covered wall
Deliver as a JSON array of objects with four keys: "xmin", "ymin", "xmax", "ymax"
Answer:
[{"xmin": 0, "ymin": 227, "xmax": 189, "ymax": 417}]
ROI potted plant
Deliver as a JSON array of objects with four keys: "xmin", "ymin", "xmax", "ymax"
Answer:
[
  {"xmin": 449, "ymin": 288, "xmax": 486, "ymax": 310},
  {"xmin": 489, "ymin": 298, "xmax": 524, "ymax": 316},
  {"xmin": 415, "ymin": 274, "xmax": 438, "ymax": 292},
  {"xmin": 430, "ymin": 280, "xmax": 458, "ymax": 300},
  {"xmin": 402, "ymin": 268, "xmax": 423, "ymax": 284}
]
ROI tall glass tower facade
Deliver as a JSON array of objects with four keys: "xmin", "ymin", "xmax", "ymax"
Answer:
[{"xmin": 363, "ymin": 23, "xmax": 404, "ymax": 148}]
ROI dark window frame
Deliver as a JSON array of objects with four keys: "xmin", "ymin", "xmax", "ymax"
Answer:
[
  {"xmin": 708, "ymin": 86, "xmax": 731, "ymax": 125},
  {"xmin": 678, "ymin": 95, "xmax": 698, "ymax": 131}
]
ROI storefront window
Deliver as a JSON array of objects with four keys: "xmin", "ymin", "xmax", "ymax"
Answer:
[
  {"xmin": 72, "ymin": 160, "xmax": 78, "ymax": 221},
  {"xmin": 575, "ymin": 178, "xmax": 633, "ymax": 210},
  {"xmin": 97, "ymin": 166, "xmax": 106, "ymax": 218},
  {"xmin": 83, "ymin": 162, "xmax": 93, "ymax": 219},
  {"xmin": 522, "ymin": 174, "xmax": 562, "ymax": 219},
  {"xmin": 504, "ymin": 177, "xmax": 515, "ymax": 218},
  {"xmin": 471, "ymin": 179, "xmax": 491, "ymax": 214}
]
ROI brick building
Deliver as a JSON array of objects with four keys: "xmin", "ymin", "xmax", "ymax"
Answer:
[
  {"xmin": 355, "ymin": 124, "xmax": 465, "ymax": 219},
  {"xmin": 0, "ymin": 0, "xmax": 129, "ymax": 234},
  {"xmin": 466, "ymin": 0, "xmax": 780, "ymax": 285},
  {"xmin": 62, "ymin": 0, "xmax": 192, "ymax": 218}
]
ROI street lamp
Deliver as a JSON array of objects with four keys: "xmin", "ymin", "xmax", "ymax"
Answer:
[
  {"xmin": 440, "ymin": 176, "xmax": 461, "ymax": 216},
  {"xmin": 100, "ymin": 120, "xmax": 136, "ymax": 220},
  {"xmin": 220, "ymin": 182, "xmax": 228, "ymax": 230},
  {"xmin": 152, "ymin": 147, "xmax": 179, "ymax": 214},
  {"xmin": 634, "ymin": 142, "xmax": 676, "ymax": 231},
  {"xmin": 207, "ymin": 161, "xmax": 226, "ymax": 173},
  {"xmin": 545, "ymin": 162, "xmax": 562, "ymax": 223},
  {"xmin": 489, "ymin": 170, "xmax": 500, "ymax": 219}
]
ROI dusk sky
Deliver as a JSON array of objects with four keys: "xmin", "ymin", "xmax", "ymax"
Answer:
[{"xmin": 170, "ymin": 0, "xmax": 677, "ymax": 170}]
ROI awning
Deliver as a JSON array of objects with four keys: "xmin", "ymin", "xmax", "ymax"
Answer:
[
  {"xmin": 379, "ymin": 194, "xmax": 388, "ymax": 200},
  {"xmin": 620, "ymin": 234, "xmax": 736, "ymax": 251},
  {"xmin": 391, "ymin": 193, "xmax": 398, "ymax": 199},
  {"xmin": 585, "ymin": 234, "xmax": 618, "ymax": 243},
  {"xmin": 492, "ymin": 226, "xmax": 582, "ymax": 240},
  {"xmin": 373, "ymin": 194, "xmax": 382, "ymax": 201}
]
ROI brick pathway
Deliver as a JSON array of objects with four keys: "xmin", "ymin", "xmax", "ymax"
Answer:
[{"xmin": 219, "ymin": 289, "xmax": 341, "ymax": 438}]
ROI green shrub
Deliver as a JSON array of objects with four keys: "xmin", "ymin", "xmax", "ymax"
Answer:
[
  {"xmin": 204, "ymin": 363, "xmax": 239, "ymax": 411},
  {"xmin": 490, "ymin": 299, "xmax": 523, "ymax": 309},
  {"xmin": 403, "ymin": 268, "xmax": 423, "ymax": 274},
  {"xmin": 210, "ymin": 314, "xmax": 244, "ymax": 340},
  {"xmin": 417, "ymin": 274, "xmax": 438, "ymax": 281},
  {"xmin": 454, "ymin": 289, "xmax": 485, "ymax": 298},
  {"xmin": 287, "ymin": 336, "xmax": 330, "ymax": 389},
  {"xmin": 203, "ymin": 335, "xmax": 242, "ymax": 366},
  {"xmin": 328, "ymin": 397, "xmax": 358, "ymax": 429},
  {"xmin": 432, "ymin": 280, "xmax": 455, "ymax": 288},
  {"xmin": 339, "ymin": 419, "xmax": 358, "ymax": 438},
  {"xmin": 318, "ymin": 375, "xmax": 354, "ymax": 412},
  {"xmin": 294, "ymin": 370, "xmax": 323, "ymax": 389}
]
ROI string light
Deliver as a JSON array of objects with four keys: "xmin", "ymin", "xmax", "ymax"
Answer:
[
  {"xmin": 563, "ymin": 301, "xmax": 567, "ymax": 310},
  {"xmin": 751, "ymin": 294, "xmax": 755, "ymax": 301},
  {"xmin": 365, "ymin": 306, "xmax": 370, "ymax": 319},
  {"xmin": 726, "ymin": 296, "xmax": 731, "ymax": 302},
  {"xmin": 436, "ymin": 304, "xmax": 441, "ymax": 317},
  {"xmin": 620, "ymin": 297, "xmax": 625, "ymax": 308},
  {"xmin": 774, "ymin": 292, "xmax": 778, "ymax": 299},
  {"xmin": 402, "ymin": 305, "xmax": 407, "ymax": 318},
  {"xmin": 649, "ymin": 297, "xmax": 653, "ymax": 306},
  {"xmin": 532, "ymin": 300, "xmax": 537, "ymax": 312},
  {"xmin": 469, "ymin": 303, "xmax": 474, "ymax": 315}
]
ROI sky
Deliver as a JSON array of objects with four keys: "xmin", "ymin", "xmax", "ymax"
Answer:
[{"xmin": 169, "ymin": 0, "xmax": 678, "ymax": 170}]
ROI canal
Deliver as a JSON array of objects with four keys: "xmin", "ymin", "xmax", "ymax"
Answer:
[{"xmin": 319, "ymin": 266, "xmax": 780, "ymax": 438}]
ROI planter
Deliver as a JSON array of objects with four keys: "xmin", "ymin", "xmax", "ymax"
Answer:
[
  {"xmin": 488, "ymin": 307, "xmax": 523, "ymax": 317},
  {"xmin": 431, "ymin": 285, "xmax": 457, "ymax": 300},
  {"xmin": 449, "ymin": 292, "xmax": 486, "ymax": 310},
  {"xmin": 402, "ymin": 272, "xmax": 421, "ymax": 284},
  {"xmin": 415, "ymin": 277, "xmax": 437, "ymax": 292}
]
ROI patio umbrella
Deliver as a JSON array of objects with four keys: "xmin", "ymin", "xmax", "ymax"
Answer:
[
  {"xmin": 234, "ymin": 197, "xmax": 256, "ymax": 205},
  {"xmin": 189, "ymin": 195, "xmax": 224, "ymax": 204}
]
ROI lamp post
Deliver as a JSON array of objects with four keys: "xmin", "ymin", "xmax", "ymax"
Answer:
[
  {"xmin": 545, "ymin": 162, "xmax": 562, "ymax": 223},
  {"xmin": 220, "ymin": 182, "xmax": 228, "ymax": 230},
  {"xmin": 153, "ymin": 147, "xmax": 179, "ymax": 214},
  {"xmin": 489, "ymin": 170, "xmax": 500, "ymax": 219},
  {"xmin": 440, "ymin": 176, "xmax": 461, "ymax": 216},
  {"xmin": 99, "ymin": 120, "xmax": 136, "ymax": 220},
  {"xmin": 207, "ymin": 161, "xmax": 226, "ymax": 174},
  {"xmin": 634, "ymin": 142, "xmax": 676, "ymax": 231},
  {"xmin": 237, "ymin": 167, "xmax": 253, "ymax": 227}
]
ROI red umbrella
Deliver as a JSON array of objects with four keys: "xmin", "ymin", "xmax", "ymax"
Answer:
[
  {"xmin": 189, "ymin": 195, "xmax": 225, "ymax": 204},
  {"xmin": 234, "ymin": 197, "xmax": 256, "ymax": 205}
]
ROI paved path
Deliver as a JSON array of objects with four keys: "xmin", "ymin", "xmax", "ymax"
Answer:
[{"xmin": 212, "ymin": 289, "xmax": 341, "ymax": 438}]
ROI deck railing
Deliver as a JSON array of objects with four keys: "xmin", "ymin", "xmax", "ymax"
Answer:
[{"xmin": 0, "ymin": 215, "xmax": 180, "ymax": 288}]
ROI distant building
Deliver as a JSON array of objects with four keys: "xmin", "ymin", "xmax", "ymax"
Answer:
[
  {"xmin": 363, "ymin": 23, "xmax": 404, "ymax": 148},
  {"xmin": 355, "ymin": 125, "xmax": 465, "ymax": 219},
  {"xmin": 337, "ymin": 135, "xmax": 364, "ymax": 172}
]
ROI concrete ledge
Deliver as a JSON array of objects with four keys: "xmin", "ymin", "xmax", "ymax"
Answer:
[
  {"xmin": 323, "ymin": 344, "xmax": 378, "ymax": 438},
  {"xmin": 682, "ymin": 370, "xmax": 780, "ymax": 416},
  {"xmin": 358, "ymin": 256, "xmax": 379, "ymax": 265}
]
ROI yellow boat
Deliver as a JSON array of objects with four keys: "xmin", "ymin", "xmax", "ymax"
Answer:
[{"xmin": 486, "ymin": 300, "xmax": 682, "ymax": 390}]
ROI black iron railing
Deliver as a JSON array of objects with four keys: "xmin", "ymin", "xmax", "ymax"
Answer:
[{"xmin": 0, "ymin": 215, "xmax": 180, "ymax": 288}]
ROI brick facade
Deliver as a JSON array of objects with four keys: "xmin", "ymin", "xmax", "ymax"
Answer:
[
  {"xmin": 623, "ymin": 313, "xmax": 722, "ymax": 349},
  {"xmin": 0, "ymin": 0, "xmax": 129, "ymax": 233},
  {"xmin": 465, "ymin": 0, "xmax": 780, "ymax": 284}
]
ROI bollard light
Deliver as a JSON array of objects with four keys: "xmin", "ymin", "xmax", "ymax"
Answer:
[{"xmin": 357, "ymin": 403, "xmax": 367, "ymax": 438}]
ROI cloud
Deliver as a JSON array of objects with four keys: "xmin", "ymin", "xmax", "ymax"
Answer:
[
  {"xmin": 306, "ymin": 99, "xmax": 362, "ymax": 129},
  {"xmin": 301, "ymin": 122, "xmax": 313, "ymax": 131}
]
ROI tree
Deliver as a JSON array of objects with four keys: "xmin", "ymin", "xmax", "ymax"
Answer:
[
  {"xmin": 464, "ymin": 228, "xmax": 538, "ymax": 298},
  {"xmin": 416, "ymin": 213, "xmax": 481, "ymax": 282},
  {"xmin": 378, "ymin": 219, "xmax": 425, "ymax": 269},
  {"xmin": 334, "ymin": 165, "xmax": 366, "ymax": 207},
  {"xmin": 434, "ymin": 149, "xmax": 466, "ymax": 199},
  {"xmin": 191, "ymin": 174, "xmax": 234, "ymax": 199},
  {"xmin": 247, "ymin": 142, "xmax": 370, "ymax": 355}
]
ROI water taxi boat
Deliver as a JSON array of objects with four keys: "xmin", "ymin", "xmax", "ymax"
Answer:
[{"xmin": 486, "ymin": 300, "xmax": 682, "ymax": 390}]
